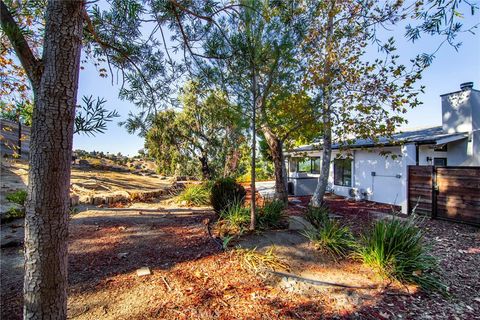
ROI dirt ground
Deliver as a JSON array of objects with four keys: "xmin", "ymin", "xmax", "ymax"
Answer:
[
  {"xmin": 2, "ymin": 190, "xmax": 479, "ymax": 319},
  {"xmin": 0, "ymin": 160, "xmax": 173, "ymax": 214}
]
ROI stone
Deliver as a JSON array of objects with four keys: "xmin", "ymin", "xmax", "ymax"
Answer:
[
  {"xmin": 288, "ymin": 216, "xmax": 315, "ymax": 231},
  {"xmin": 136, "ymin": 267, "xmax": 152, "ymax": 276}
]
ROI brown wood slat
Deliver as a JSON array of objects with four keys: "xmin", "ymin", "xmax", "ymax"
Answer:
[{"xmin": 436, "ymin": 167, "xmax": 480, "ymax": 226}]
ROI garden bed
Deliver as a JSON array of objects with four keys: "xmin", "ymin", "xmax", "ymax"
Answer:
[{"xmin": 1, "ymin": 192, "xmax": 479, "ymax": 319}]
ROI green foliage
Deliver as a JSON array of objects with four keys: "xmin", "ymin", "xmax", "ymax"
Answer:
[
  {"xmin": 257, "ymin": 199, "xmax": 286, "ymax": 229},
  {"xmin": 3, "ymin": 207, "xmax": 25, "ymax": 221},
  {"xmin": 6, "ymin": 189, "xmax": 28, "ymax": 206},
  {"xmin": 145, "ymin": 81, "xmax": 246, "ymax": 180},
  {"xmin": 304, "ymin": 219, "xmax": 354, "ymax": 258},
  {"xmin": 305, "ymin": 204, "xmax": 330, "ymax": 229},
  {"xmin": 176, "ymin": 183, "xmax": 211, "ymax": 207},
  {"xmin": 74, "ymin": 96, "xmax": 120, "ymax": 136},
  {"xmin": 219, "ymin": 201, "xmax": 250, "ymax": 228},
  {"xmin": 210, "ymin": 178, "xmax": 246, "ymax": 214},
  {"xmin": 355, "ymin": 217, "xmax": 446, "ymax": 293}
]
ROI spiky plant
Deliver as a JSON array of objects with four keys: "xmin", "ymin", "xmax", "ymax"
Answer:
[
  {"xmin": 355, "ymin": 217, "xmax": 446, "ymax": 293},
  {"xmin": 304, "ymin": 219, "xmax": 354, "ymax": 258}
]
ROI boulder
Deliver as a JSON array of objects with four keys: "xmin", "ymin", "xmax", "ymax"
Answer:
[{"xmin": 288, "ymin": 216, "xmax": 315, "ymax": 231}]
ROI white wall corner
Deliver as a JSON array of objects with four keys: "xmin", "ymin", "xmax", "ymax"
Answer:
[{"xmin": 400, "ymin": 144, "xmax": 417, "ymax": 214}]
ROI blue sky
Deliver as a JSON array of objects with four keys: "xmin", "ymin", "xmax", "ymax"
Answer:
[{"xmin": 73, "ymin": 13, "xmax": 480, "ymax": 156}]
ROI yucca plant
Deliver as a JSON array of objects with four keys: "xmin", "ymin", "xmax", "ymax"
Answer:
[
  {"xmin": 257, "ymin": 199, "xmax": 286, "ymax": 229},
  {"xmin": 304, "ymin": 218, "xmax": 355, "ymax": 258},
  {"xmin": 176, "ymin": 183, "xmax": 211, "ymax": 206},
  {"xmin": 355, "ymin": 217, "xmax": 446, "ymax": 293}
]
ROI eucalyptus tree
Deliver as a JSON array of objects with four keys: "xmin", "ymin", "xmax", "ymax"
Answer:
[{"xmin": 145, "ymin": 80, "xmax": 245, "ymax": 180}]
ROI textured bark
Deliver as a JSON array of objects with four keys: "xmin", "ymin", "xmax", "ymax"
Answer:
[
  {"xmin": 23, "ymin": 1, "xmax": 84, "ymax": 319},
  {"xmin": 250, "ymin": 68, "xmax": 257, "ymax": 230},
  {"xmin": 311, "ymin": 122, "xmax": 332, "ymax": 207},
  {"xmin": 310, "ymin": 0, "xmax": 335, "ymax": 207},
  {"xmin": 262, "ymin": 127, "xmax": 288, "ymax": 203}
]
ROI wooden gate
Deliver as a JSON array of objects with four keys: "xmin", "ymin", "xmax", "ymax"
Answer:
[{"xmin": 408, "ymin": 166, "xmax": 480, "ymax": 226}]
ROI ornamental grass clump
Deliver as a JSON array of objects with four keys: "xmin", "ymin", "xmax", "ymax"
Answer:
[
  {"xmin": 303, "ymin": 218, "xmax": 355, "ymax": 258},
  {"xmin": 176, "ymin": 183, "xmax": 211, "ymax": 206},
  {"xmin": 355, "ymin": 217, "xmax": 446, "ymax": 293},
  {"xmin": 305, "ymin": 204, "xmax": 329, "ymax": 228},
  {"xmin": 257, "ymin": 199, "xmax": 286, "ymax": 229},
  {"xmin": 219, "ymin": 201, "xmax": 250, "ymax": 228}
]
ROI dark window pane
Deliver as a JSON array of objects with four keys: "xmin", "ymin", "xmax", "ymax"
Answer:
[
  {"xmin": 433, "ymin": 158, "xmax": 447, "ymax": 166},
  {"xmin": 333, "ymin": 158, "xmax": 352, "ymax": 187},
  {"xmin": 312, "ymin": 157, "xmax": 321, "ymax": 173}
]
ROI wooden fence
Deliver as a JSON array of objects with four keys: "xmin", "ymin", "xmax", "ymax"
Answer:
[
  {"xmin": 0, "ymin": 118, "xmax": 30, "ymax": 158},
  {"xmin": 408, "ymin": 165, "xmax": 480, "ymax": 226}
]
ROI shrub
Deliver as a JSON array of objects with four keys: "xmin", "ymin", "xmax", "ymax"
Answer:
[
  {"xmin": 6, "ymin": 189, "xmax": 28, "ymax": 206},
  {"xmin": 305, "ymin": 204, "xmax": 329, "ymax": 228},
  {"xmin": 304, "ymin": 219, "xmax": 354, "ymax": 258},
  {"xmin": 257, "ymin": 199, "xmax": 286, "ymax": 229},
  {"xmin": 210, "ymin": 177, "xmax": 246, "ymax": 213},
  {"xmin": 219, "ymin": 201, "xmax": 250, "ymax": 228},
  {"xmin": 176, "ymin": 183, "xmax": 211, "ymax": 206},
  {"xmin": 355, "ymin": 217, "xmax": 446, "ymax": 292}
]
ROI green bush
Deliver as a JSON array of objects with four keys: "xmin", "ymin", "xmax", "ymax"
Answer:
[
  {"xmin": 257, "ymin": 199, "xmax": 286, "ymax": 229},
  {"xmin": 219, "ymin": 201, "xmax": 250, "ymax": 228},
  {"xmin": 305, "ymin": 204, "xmax": 329, "ymax": 229},
  {"xmin": 304, "ymin": 219, "xmax": 354, "ymax": 258},
  {"xmin": 177, "ymin": 183, "xmax": 211, "ymax": 206},
  {"xmin": 210, "ymin": 177, "xmax": 246, "ymax": 213},
  {"xmin": 355, "ymin": 217, "xmax": 446, "ymax": 292},
  {"xmin": 6, "ymin": 189, "xmax": 28, "ymax": 206}
]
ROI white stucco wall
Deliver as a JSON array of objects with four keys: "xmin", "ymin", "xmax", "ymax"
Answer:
[
  {"xmin": 352, "ymin": 147, "xmax": 404, "ymax": 206},
  {"xmin": 289, "ymin": 147, "xmax": 410, "ymax": 210},
  {"xmin": 418, "ymin": 145, "xmax": 448, "ymax": 165},
  {"xmin": 442, "ymin": 88, "xmax": 480, "ymax": 166}
]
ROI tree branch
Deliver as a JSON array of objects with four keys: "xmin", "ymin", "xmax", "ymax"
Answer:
[{"xmin": 0, "ymin": 0, "xmax": 42, "ymax": 89}]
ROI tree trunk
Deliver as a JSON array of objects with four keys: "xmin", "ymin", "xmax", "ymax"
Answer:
[
  {"xmin": 199, "ymin": 155, "xmax": 211, "ymax": 180},
  {"xmin": 23, "ymin": 1, "xmax": 84, "ymax": 319},
  {"xmin": 17, "ymin": 117, "xmax": 22, "ymax": 157},
  {"xmin": 262, "ymin": 127, "xmax": 288, "ymax": 203},
  {"xmin": 311, "ymin": 120, "xmax": 332, "ymax": 207},
  {"xmin": 310, "ymin": 0, "xmax": 335, "ymax": 208},
  {"xmin": 250, "ymin": 70, "xmax": 257, "ymax": 230}
]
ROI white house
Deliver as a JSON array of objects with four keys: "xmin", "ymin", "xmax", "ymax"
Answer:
[{"xmin": 285, "ymin": 82, "xmax": 480, "ymax": 214}]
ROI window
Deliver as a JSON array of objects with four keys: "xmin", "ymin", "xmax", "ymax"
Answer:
[
  {"xmin": 291, "ymin": 157, "xmax": 321, "ymax": 173},
  {"xmin": 434, "ymin": 144, "xmax": 447, "ymax": 152},
  {"xmin": 433, "ymin": 157, "xmax": 447, "ymax": 166},
  {"xmin": 312, "ymin": 158, "xmax": 321, "ymax": 174},
  {"xmin": 298, "ymin": 158, "xmax": 312, "ymax": 172},
  {"xmin": 334, "ymin": 159, "xmax": 352, "ymax": 187}
]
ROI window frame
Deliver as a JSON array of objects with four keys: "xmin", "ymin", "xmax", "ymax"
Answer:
[
  {"xmin": 433, "ymin": 157, "xmax": 447, "ymax": 166},
  {"xmin": 291, "ymin": 157, "xmax": 321, "ymax": 174},
  {"xmin": 333, "ymin": 158, "xmax": 352, "ymax": 187}
]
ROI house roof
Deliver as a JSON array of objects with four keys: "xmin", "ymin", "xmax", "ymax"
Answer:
[{"xmin": 288, "ymin": 126, "xmax": 469, "ymax": 153}]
